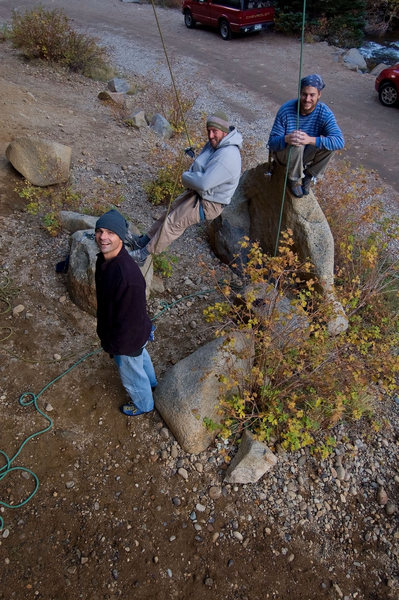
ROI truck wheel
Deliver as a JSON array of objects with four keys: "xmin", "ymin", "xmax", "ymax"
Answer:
[
  {"xmin": 219, "ymin": 19, "xmax": 231, "ymax": 40},
  {"xmin": 184, "ymin": 10, "xmax": 195, "ymax": 29}
]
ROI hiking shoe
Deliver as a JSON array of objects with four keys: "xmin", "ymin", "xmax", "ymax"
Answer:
[
  {"xmin": 128, "ymin": 246, "xmax": 150, "ymax": 266},
  {"xmin": 288, "ymin": 180, "xmax": 303, "ymax": 198},
  {"xmin": 125, "ymin": 232, "xmax": 150, "ymax": 250},
  {"xmin": 120, "ymin": 403, "xmax": 152, "ymax": 416},
  {"xmin": 302, "ymin": 173, "xmax": 313, "ymax": 195}
]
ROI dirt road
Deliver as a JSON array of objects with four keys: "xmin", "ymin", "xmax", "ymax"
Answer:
[{"xmin": 1, "ymin": 0, "xmax": 398, "ymax": 192}]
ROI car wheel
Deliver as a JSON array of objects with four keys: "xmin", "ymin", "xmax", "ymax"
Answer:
[
  {"xmin": 219, "ymin": 19, "xmax": 231, "ymax": 40},
  {"xmin": 378, "ymin": 82, "xmax": 398, "ymax": 107},
  {"xmin": 184, "ymin": 10, "xmax": 195, "ymax": 29}
]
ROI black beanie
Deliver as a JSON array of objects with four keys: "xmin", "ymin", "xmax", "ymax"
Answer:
[{"xmin": 95, "ymin": 209, "xmax": 128, "ymax": 241}]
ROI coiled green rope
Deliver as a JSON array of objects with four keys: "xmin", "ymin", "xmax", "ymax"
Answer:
[
  {"xmin": 0, "ymin": 348, "xmax": 101, "ymax": 531},
  {"xmin": 0, "ymin": 286, "xmax": 220, "ymax": 531}
]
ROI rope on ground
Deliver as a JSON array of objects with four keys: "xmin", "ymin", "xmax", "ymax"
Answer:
[
  {"xmin": 0, "ymin": 282, "xmax": 223, "ymax": 531},
  {"xmin": 0, "ymin": 348, "xmax": 101, "ymax": 531},
  {"xmin": 273, "ymin": 0, "xmax": 307, "ymax": 257}
]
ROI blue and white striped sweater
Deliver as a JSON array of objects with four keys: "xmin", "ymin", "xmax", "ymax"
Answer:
[{"xmin": 268, "ymin": 99, "xmax": 344, "ymax": 153}]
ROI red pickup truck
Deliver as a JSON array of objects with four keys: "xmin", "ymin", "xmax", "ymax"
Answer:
[{"xmin": 182, "ymin": 0, "xmax": 275, "ymax": 40}]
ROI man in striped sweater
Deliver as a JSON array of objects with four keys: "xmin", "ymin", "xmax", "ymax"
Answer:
[{"xmin": 268, "ymin": 74, "xmax": 344, "ymax": 198}]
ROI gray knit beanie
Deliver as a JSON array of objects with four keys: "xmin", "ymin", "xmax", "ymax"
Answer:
[
  {"xmin": 95, "ymin": 209, "xmax": 128, "ymax": 241},
  {"xmin": 206, "ymin": 111, "xmax": 230, "ymax": 133}
]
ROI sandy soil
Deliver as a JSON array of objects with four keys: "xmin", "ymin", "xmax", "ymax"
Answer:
[{"xmin": 0, "ymin": 29, "xmax": 398, "ymax": 600}]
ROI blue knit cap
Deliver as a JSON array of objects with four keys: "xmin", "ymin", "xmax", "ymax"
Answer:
[
  {"xmin": 95, "ymin": 209, "xmax": 128, "ymax": 241},
  {"xmin": 300, "ymin": 74, "xmax": 325, "ymax": 90}
]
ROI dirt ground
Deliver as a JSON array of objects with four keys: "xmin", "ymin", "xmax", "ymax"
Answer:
[{"xmin": 0, "ymin": 39, "xmax": 398, "ymax": 600}]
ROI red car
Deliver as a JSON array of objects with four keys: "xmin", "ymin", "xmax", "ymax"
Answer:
[
  {"xmin": 375, "ymin": 64, "xmax": 399, "ymax": 107},
  {"xmin": 182, "ymin": 0, "xmax": 275, "ymax": 41}
]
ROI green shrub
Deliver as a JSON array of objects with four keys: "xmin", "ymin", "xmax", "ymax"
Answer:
[
  {"xmin": 152, "ymin": 252, "xmax": 178, "ymax": 278},
  {"xmin": 204, "ymin": 222, "xmax": 398, "ymax": 456},
  {"xmin": 16, "ymin": 181, "xmax": 81, "ymax": 236},
  {"xmin": 0, "ymin": 23, "xmax": 12, "ymax": 42},
  {"xmin": 10, "ymin": 6, "xmax": 112, "ymax": 79}
]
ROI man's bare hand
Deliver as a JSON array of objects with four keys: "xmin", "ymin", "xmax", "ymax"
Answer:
[{"xmin": 285, "ymin": 130, "xmax": 315, "ymax": 147}]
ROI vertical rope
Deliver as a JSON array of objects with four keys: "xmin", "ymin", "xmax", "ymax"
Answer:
[{"xmin": 273, "ymin": 0, "xmax": 307, "ymax": 257}]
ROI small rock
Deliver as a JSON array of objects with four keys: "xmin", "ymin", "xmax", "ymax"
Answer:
[
  {"xmin": 12, "ymin": 304, "xmax": 25, "ymax": 316},
  {"xmin": 204, "ymin": 577, "xmax": 213, "ymax": 587},
  {"xmin": 377, "ymin": 487, "xmax": 388, "ymax": 506},
  {"xmin": 53, "ymin": 354, "xmax": 61, "ymax": 361},
  {"xmin": 232, "ymin": 531, "xmax": 243, "ymax": 542},
  {"xmin": 160, "ymin": 427, "xmax": 169, "ymax": 440},
  {"xmin": 2, "ymin": 529, "xmax": 10, "ymax": 538},
  {"xmin": 178, "ymin": 468, "xmax": 188, "ymax": 480},
  {"xmin": 208, "ymin": 486, "xmax": 222, "ymax": 500},
  {"xmin": 65, "ymin": 481, "xmax": 75, "ymax": 489},
  {"xmin": 196, "ymin": 503, "xmax": 206, "ymax": 512},
  {"xmin": 385, "ymin": 502, "xmax": 397, "ymax": 516}
]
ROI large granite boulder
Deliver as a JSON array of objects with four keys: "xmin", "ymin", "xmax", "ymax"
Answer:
[
  {"xmin": 155, "ymin": 333, "xmax": 254, "ymax": 454},
  {"xmin": 209, "ymin": 162, "xmax": 348, "ymax": 334},
  {"xmin": 5, "ymin": 137, "xmax": 72, "ymax": 186}
]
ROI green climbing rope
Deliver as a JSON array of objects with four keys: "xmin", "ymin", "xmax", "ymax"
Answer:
[
  {"xmin": 273, "ymin": 0, "xmax": 307, "ymax": 257},
  {"xmin": 0, "ymin": 285, "xmax": 219, "ymax": 531},
  {"xmin": 0, "ymin": 348, "xmax": 101, "ymax": 530}
]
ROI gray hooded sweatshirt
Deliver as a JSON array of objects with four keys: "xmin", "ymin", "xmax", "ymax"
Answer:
[{"xmin": 181, "ymin": 127, "xmax": 243, "ymax": 205}]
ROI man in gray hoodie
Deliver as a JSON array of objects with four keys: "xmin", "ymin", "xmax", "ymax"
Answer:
[{"xmin": 128, "ymin": 111, "xmax": 242, "ymax": 265}]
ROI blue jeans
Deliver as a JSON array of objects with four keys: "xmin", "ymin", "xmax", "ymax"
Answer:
[{"xmin": 113, "ymin": 348, "xmax": 157, "ymax": 412}]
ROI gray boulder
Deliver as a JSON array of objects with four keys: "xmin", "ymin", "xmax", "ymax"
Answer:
[
  {"xmin": 150, "ymin": 114, "xmax": 173, "ymax": 139},
  {"xmin": 224, "ymin": 429, "xmax": 277, "ymax": 484},
  {"xmin": 67, "ymin": 230, "xmax": 99, "ymax": 316},
  {"xmin": 60, "ymin": 211, "xmax": 98, "ymax": 233},
  {"xmin": 5, "ymin": 137, "xmax": 72, "ymax": 186},
  {"xmin": 126, "ymin": 110, "xmax": 148, "ymax": 129},
  {"xmin": 155, "ymin": 333, "xmax": 254, "ymax": 454},
  {"xmin": 209, "ymin": 162, "xmax": 348, "ymax": 333},
  {"xmin": 342, "ymin": 48, "xmax": 368, "ymax": 72},
  {"xmin": 208, "ymin": 173, "xmax": 251, "ymax": 268},
  {"xmin": 107, "ymin": 78, "xmax": 130, "ymax": 94},
  {"xmin": 97, "ymin": 90, "xmax": 126, "ymax": 106}
]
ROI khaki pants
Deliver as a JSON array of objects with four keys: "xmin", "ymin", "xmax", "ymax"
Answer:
[
  {"xmin": 274, "ymin": 145, "xmax": 334, "ymax": 181},
  {"xmin": 147, "ymin": 190, "xmax": 224, "ymax": 254}
]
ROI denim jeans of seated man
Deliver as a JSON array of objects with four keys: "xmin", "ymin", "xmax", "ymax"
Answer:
[{"xmin": 113, "ymin": 348, "xmax": 157, "ymax": 413}]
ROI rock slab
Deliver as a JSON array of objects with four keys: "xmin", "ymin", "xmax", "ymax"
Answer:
[
  {"xmin": 155, "ymin": 333, "xmax": 254, "ymax": 454},
  {"xmin": 224, "ymin": 429, "xmax": 277, "ymax": 484},
  {"xmin": 6, "ymin": 136, "xmax": 72, "ymax": 186}
]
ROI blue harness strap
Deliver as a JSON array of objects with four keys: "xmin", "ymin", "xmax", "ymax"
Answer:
[{"xmin": 198, "ymin": 196, "xmax": 205, "ymax": 222}]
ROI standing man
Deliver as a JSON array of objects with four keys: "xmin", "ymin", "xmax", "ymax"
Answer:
[
  {"xmin": 268, "ymin": 74, "xmax": 344, "ymax": 198},
  {"xmin": 95, "ymin": 209, "xmax": 157, "ymax": 417},
  {"xmin": 128, "ymin": 111, "xmax": 242, "ymax": 265}
]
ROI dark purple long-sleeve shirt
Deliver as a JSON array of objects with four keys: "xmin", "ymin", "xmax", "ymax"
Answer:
[{"xmin": 95, "ymin": 246, "xmax": 152, "ymax": 356}]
